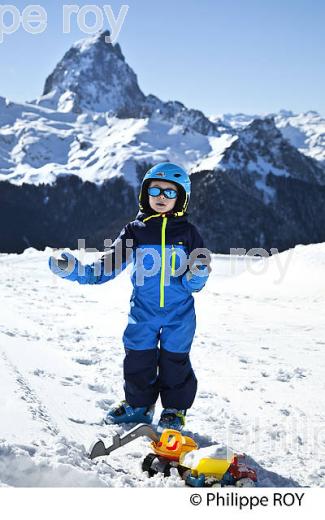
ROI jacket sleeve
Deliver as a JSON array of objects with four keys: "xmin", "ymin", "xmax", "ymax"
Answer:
[
  {"xmin": 76, "ymin": 223, "xmax": 136, "ymax": 285},
  {"xmin": 182, "ymin": 224, "xmax": 211, "ymax": 293}
]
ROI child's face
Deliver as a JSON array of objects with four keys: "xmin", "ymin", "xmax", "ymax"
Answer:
[{"xmin": 148, "ymin": 180, "xmax": 178, "ymax": 213}]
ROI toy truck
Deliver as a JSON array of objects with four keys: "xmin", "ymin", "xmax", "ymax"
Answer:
[{"xmin": 89, "ymin": 424, "xmax": 257, "ymax": 487}]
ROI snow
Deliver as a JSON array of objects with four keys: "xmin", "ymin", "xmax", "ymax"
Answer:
[
  {"xmin": 183, "ymin": 445, "xmax": 234, "ymax": 468},
  {"xmin": 0, "ymin": 243, "xmax": 324, "ymax": 487},
  {"xmin": 2, "ymin": 86, "xmax": 324, "ymax": 188},
  {"xmin": 1, "ymin": 28, "xmax": 325, "ymax": 191},
  {"xmin": 275, "ymin": 111, "xmax": 325, "ymax": 165},
  {"xmin": 210, "ymin": 112, "xmax": 263, "ymax": 129},
  {"xmin": 191, "ymin": 133, "xmax": 237, "ymax": 172},
  {"xmin": 247, "ymin": 156, "xmax": 289, "ymax": 203},
  {"xmin": 211, "ymin": 109, "xmax": 325, "ymax": 165},
  {"xmin": 0, "ymin": 98, "xmax": 212, "ymax": 186}
]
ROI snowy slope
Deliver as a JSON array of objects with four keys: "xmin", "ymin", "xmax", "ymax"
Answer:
[
  {"xmin": 0, "ymin": 245, "xmax": 324, "ymax": 487},
  {"xmin": 275, "ymin": 111, "xmax": 325, "ymax": 165},
  {"xmin": 0, "ymin": 97, "xmax": 211, "ymax": 186}
]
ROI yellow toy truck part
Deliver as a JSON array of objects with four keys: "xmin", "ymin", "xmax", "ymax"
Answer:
[{"xmin": 151, "ymin": 429, "xmax": 198, "ymax": 461}]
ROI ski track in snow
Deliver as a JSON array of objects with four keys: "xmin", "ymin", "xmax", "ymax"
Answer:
[{"xmin": 0, "ymin": 246, "xmax": 325, "ymax": 487}]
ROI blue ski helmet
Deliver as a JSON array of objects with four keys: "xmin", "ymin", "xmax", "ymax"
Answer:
[{"xmin": 139, "ymin": 162, "xmax": 191, "ymax": 214}]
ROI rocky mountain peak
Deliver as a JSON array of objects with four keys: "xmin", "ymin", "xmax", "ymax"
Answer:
[
  {"xmin": 222, "ymin": 116, "xmax": 325, "ymax": 185},
  {"xmin": 34, "ymin": 31, "xmax": 221, "ymax": 134},
  {"xmin": 186, "ymin": 116, "xmax": 324, "ymax": 207},
  {"xmin": 38, "ymin": 30, "xmax": 146, "ymax": 116}
]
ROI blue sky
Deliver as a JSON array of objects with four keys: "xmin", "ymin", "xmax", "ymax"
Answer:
[{"xmin": 0, "ymin": 0, "xmax": 324, "ymax": 116}]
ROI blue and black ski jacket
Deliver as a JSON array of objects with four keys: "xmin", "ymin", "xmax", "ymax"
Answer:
[{"xmin": 73, "ymin": 211, "xmax": 210, "ymax": 310}]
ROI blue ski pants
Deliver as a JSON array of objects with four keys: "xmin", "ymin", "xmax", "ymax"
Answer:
[{"xmin": 122, "ymin": 297, "xmax": 198, "ymax": 409}]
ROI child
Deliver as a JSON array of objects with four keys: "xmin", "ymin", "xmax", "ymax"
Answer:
[{"xmin": 49, "ymin": 162, "xmax": 210, "ymax": 432}]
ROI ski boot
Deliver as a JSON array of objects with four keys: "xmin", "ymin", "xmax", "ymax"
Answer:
[
  {"xmin": 105, "ymin": 400, "xmax": 155, "ymax": 425},
  {"xmin": 157, "ymin": 408, "xmax": 186, "ymax": 433}
]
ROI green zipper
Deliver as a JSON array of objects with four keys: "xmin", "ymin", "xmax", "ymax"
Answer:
[
  {"xmin": 171, "ymin": 245, "xmax": 176, "ymax": 276},
  {"xmin": 160, "ymin": 216, "xmax": 167, "ymax": 307}
]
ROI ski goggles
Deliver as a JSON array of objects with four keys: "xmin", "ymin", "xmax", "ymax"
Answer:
[{"xmin": 148, "ymin": 186, "xmax": 178, "ymax": 199}]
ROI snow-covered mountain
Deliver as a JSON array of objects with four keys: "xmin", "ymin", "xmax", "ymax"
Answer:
[
  {"xmin": 194, "ymin": 117, "xmax": 325, "ymax": 205},
  {"xmin": 211, "ymin": 109, "xmax": 325, "ymax": 165},
  {"xmin": 0, "ymin": 96, "xmax": 211, "ymax": 186},
  {"xmin": 36, "ymin": 30, "xmax": 219, "ymax": 133},
  {"xmin": 37, "ymin": 30, "xmax": 146, "ymax": 117},
  {"xmin": 0, "ymin": 29, "xmax": 324, "ymax": 188},
  {"xmin": 1, "ymin": 30, "xmax": 325, "ymax": 254},
  {"xmin": 275, "ymin": 110, "xmax": 325, "ymax": 165},
  {"xmin": 0, "ymin": 30, "xmax": 219, "ymax": 187}
]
